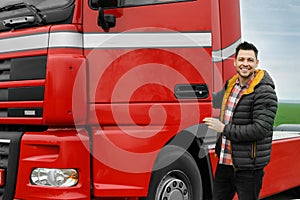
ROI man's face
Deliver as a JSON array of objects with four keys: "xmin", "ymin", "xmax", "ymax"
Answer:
[{"xmin": 234, "ymin": 49, "xmax": 259, "ymax": 81}]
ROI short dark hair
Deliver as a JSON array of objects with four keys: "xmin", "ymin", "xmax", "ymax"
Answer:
[{"xmin": 235, "ymin": 41, "xmax": 258, "ymax": 59}]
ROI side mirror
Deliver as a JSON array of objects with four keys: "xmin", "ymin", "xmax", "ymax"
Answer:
[
  {"xmin": 90, "ymin": 0, "xmax": 118, "ymax": 31},
  {"xmin": 97, "ymin": 7, "xmax": 116, "ymax": 31}
]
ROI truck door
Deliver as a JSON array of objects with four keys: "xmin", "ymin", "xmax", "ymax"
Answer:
[
  {"xmin": 81, "ymin": 0, "xmax": 213, "ymax": 197},
  {"xmin": 83, "ymin": 0, "xmax": 213, "ymax": 124}
]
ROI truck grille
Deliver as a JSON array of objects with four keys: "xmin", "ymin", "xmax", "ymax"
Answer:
[
  {"xmin": 0, "ymin": 140, "xmax": 9, "ymax": 168},
  {"xmin": 0, "ymin": 56, "xmax": 46, "ymax": 81},
  {"xmin": 0, "ymin": 132, "xmax": 23, "ymax": 200},
  {"xmin": 0, "ymin": 56, "xmax": 46, "ymax": 120}
]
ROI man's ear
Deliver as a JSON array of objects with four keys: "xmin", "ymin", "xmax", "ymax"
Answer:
[
  {"xmin": 256, "ymin": 59, "xmax": 260, "ymax": 67},
  {"xmin": 233, "ymin": 58, "xmax": 237, "ymax": 67}
]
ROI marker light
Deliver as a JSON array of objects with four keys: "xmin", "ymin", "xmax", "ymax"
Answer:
[{"xmin": 30, "ymin": 168, "xmax": 78, "ymax": 187}]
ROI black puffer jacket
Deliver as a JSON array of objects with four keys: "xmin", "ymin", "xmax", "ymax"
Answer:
[{"xmin": 213, "ymin": 69, "xmax": 278, "ymax": 170}]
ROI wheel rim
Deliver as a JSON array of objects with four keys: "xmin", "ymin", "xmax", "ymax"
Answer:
[{"xmin": 155, "ymin": 170, "xmax": 192, "ymax": 200}]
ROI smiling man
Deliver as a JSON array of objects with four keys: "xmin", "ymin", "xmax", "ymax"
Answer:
[{"xmin": 203, "ymin": 41, "xmax": 278, "ymax": 200}]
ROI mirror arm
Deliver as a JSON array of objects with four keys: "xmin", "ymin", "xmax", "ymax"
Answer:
[{"xmin": 98, "ymin": 7, "xmax": 110, "ymax": 31}]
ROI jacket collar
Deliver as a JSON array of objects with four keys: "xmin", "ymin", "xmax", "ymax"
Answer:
[
  {"xmin": 219, "ymin": 69, "xmax": 265, "ymax": 122},
  {"xmin": 226, "ymin": 69, "xmax": 265, "ymax": 95}
]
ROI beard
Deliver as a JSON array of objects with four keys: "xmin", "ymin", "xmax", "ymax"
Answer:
[{"xmin": 237, "ymin": 68, "xmax": 254, "ymax": 79}]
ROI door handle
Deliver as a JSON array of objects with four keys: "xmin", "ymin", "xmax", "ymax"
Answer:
[{"xmin": 174, "ymin": 84, "xmax": 209, "ymax": 99}]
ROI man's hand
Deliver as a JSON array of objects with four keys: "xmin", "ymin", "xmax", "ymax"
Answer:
[{"xmin": 203, "ymin": 117, "xmax": 225, "ymax": 133}]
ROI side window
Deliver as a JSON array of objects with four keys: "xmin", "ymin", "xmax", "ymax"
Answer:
[
  {"xmin": 123, "ymin": 0, "xmax": 193, "ymax": 7},
  {"xmin": 89, "ymin": 0, "xmax": 194, "ymax": 10}
]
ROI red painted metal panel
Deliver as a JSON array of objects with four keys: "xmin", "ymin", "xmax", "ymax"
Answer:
[
  {"xmin": 260, "ymin": 137, "xmax": 300, "ymax": 198},
  {"xmin": 83, "ymin": 0, "xmax": 214, "ymax": 197},
  {"xmin": 219, "ymin": 0, "xmax": 241, "ymax": 48},
  {"xmin": 14, "ymin": 129, "xmax": 91, "ymax": 200},
  {"xmin": 43, "ymin": 54, "xmax": 87, "ymax": 125},
  {"xmin": 87, "ymin": 48, "xmax": 212, "ymax": 103}
]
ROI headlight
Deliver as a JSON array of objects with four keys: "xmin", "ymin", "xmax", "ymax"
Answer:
[{"xmin": 30, "ymin": 168, "xmax": 78, "ymax": 187}]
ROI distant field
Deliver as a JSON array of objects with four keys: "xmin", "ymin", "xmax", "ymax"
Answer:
[{"xmin": 274, "ymin": 103, "xmax": 300, "ymax": 126}]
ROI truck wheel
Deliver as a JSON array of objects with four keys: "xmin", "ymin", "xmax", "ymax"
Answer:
[{"xmin": 140, "ymin": 145, "xmax": 203, "ymax": 200}]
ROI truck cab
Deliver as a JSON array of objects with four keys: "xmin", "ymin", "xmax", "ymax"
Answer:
[{"xmin": 0, "ymin": 0, "xmax": 240, "ymax": 199}]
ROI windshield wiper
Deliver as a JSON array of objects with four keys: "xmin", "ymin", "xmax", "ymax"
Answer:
[{"xmin": 0, "ymin": 2, "xmax": 45, "ymax": 27}]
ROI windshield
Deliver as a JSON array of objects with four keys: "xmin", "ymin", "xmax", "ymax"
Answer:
[
  {"xmin": 0, "ymin": 0, "xmax": 72, "ymax": 11},
  {"xmin": 0, "ymin": 0, "xmax": 75, "ymax": 31}
]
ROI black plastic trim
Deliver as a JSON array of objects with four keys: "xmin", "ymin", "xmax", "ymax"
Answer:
[
  {"xmin": 10, "ymin": 56, "xmax": 47, "ymax": 81},
  {"xmin": 0, "ymin": 131, "xmax": 23, "ymax": 200},
  {"xmin": 8, "ymin": 86, "xmax": 44, "ymax": 101},
  {"xmin": 0, "ymin": 90, "xmax": 8, "ymax": 102}
]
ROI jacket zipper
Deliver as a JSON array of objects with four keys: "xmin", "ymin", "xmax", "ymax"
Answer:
[{"xmin": 251, "ymin": 142, "xmax": 257, "ymax": 159}]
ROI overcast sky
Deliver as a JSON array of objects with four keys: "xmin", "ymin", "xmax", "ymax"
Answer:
[{"xmin": 240, "ymin": 0, "xmax": 300, "ymax": 101}]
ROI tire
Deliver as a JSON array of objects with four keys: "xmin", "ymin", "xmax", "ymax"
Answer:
[
  {"xmin": 140, "ymin": 145, "xmax": 203, "ymax": 200},
  {"xmin": 285, "ymin": 186, "xmax": 300, "ymax": 196}
]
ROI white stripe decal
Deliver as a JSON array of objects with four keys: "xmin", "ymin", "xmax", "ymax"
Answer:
[
  {"xmin": 273, "ymin": 131, "xmax": 300, "ymax": 141},
  {"xmin": 49, "ymin": 32, "xmax": 83, "ymax": 48},
  {"xmin": 212, "ymin": 38, "xmax": 242, "ymax": 62},
  {"xmin": 0, "ymin": 32, "xmax": 242, "ymax": 64},
  {"xmin": 0, "ymin": 32, "xmax": 212, "ymax": 54},
  {"xmin": 83, "ymin": 32, "xmax": 212, "ymax": 48},
  {"xmin": 0, "ymin": 34, "xmax": 49, "ymax": 54}
]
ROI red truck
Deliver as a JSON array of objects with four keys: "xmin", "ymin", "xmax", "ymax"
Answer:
[{"xmin": 0, "ymin": 0, "xmax": 299, "ymax": 199}]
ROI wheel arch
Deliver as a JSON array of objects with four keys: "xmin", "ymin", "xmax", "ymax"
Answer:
[{"xmin": 148, "ymin": 123, "xmax": 216, "ymax": 200}]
